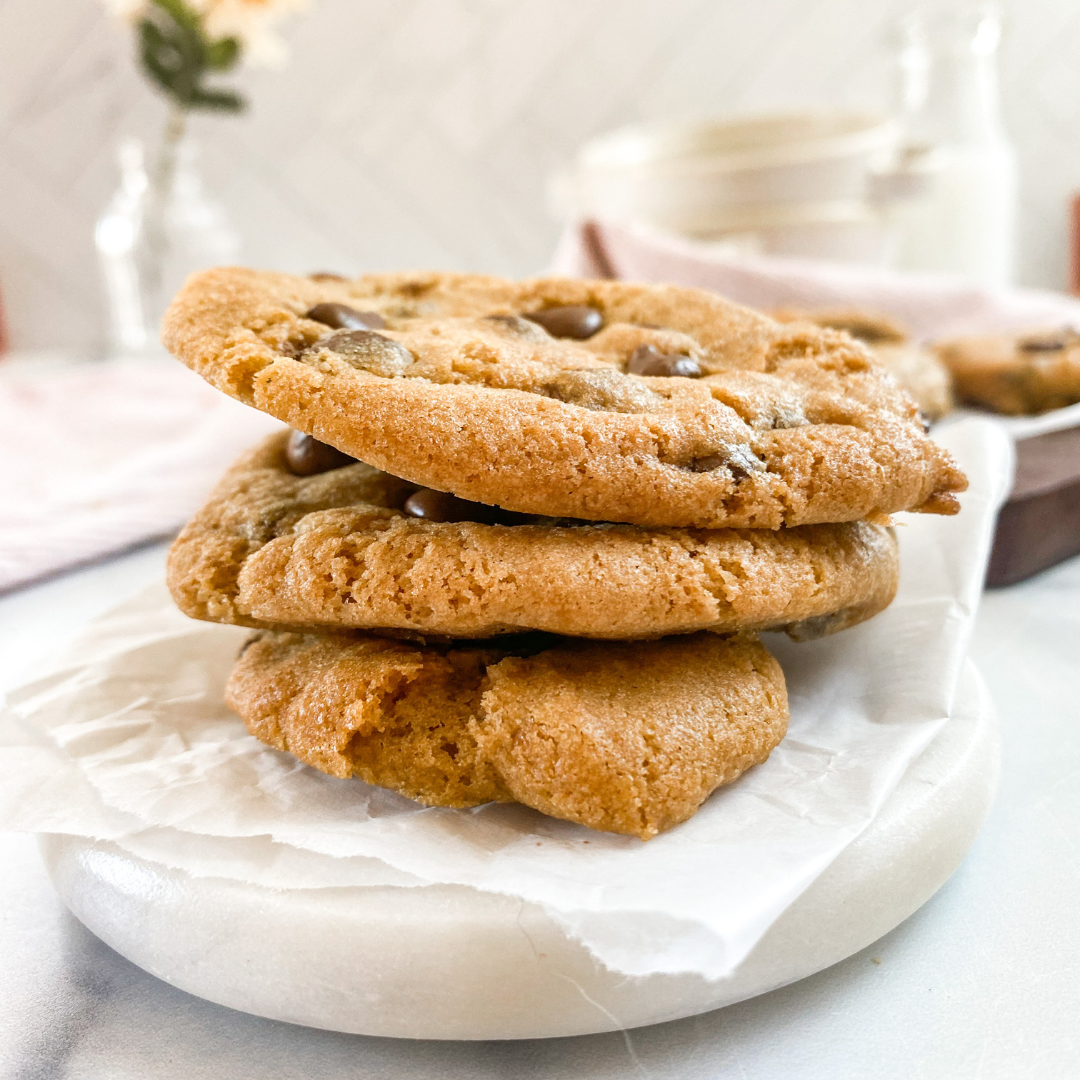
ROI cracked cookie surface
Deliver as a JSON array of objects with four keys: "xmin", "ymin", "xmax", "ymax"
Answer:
[
  {"xmin": 163, "ymin": 269, "xmax": 966, "ymax": 528},
  {"xmin": 226, "ymin": 628, "xmax": 788, "ymax": 839},
  {"xmin": 168, "ymin": 432, "xmax": 900, "ymax": 641},
  {"xmin": 773, "ymin": 307, "xmax": 954, "ymax": 422}
]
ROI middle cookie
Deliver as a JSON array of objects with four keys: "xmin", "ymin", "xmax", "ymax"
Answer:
[{"xmin": 168, "ymin": 431, "xmax": 900, "ymax": 642}]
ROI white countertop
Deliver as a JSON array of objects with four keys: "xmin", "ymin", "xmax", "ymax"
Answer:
[{"xmin": 1, "ymin": 542, "xmax": 1077, "ymax": 1079}]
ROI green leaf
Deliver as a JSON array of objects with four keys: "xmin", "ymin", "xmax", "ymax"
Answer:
[
  {"xmin": 188, "ymin": 87, "xmax": 246, "ymax": 113},
  {"xmin": 138, "ymin": 19, "xmax": 184, "ymax": 100},
  {"xmin": 205, "ymin": 37, "xmax": 240, "ymax": 72},
  {"xmin": 136, "ymin": 0, "xmax": 248, "ymax": 115}
]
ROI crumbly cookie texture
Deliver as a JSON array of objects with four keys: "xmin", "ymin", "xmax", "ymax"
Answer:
[
  {"xmin": 773, "ymin": 307, "xmax": 954, "ymax": 422},
  {"xmin": 933, "ymin": 327, "xmax": 1080, "ymax": 415},
  {"xmin": 168, "ymin": 432, "xmax": 899, "ymax": 641},
  {"xmin": 163, "ymin": 269, "xmax": 966, "ymax": 527},
  {"xmin": 226, "ymin": 629, "xmax": 788, "ymax": 839}
]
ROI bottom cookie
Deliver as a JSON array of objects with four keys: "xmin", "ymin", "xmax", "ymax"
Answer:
[{"xmin": 227, "ymin": 630, "xmax": 789, "ymax": 839}]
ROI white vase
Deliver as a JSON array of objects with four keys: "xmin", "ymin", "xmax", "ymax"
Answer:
[{"xmin": 96, "ymin": 117, "xmax": 240, "ymax": 356}]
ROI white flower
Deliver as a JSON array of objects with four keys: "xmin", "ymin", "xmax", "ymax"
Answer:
[
  {"xmin": 189, "ymin": 0, "xmax": 311, "ymax": 68},
  {"xmin": 100, "ymin": 0, "xmax": 149, "ymax": 20}
]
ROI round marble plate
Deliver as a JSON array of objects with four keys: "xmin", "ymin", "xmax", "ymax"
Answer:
[{"xmin": 42, "ymin": 661, "xmax": 997, "ymax": 1041}]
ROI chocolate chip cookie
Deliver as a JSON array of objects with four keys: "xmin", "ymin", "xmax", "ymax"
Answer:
[
  {"xmin": 163, "ymin": 269, "xmax": 966, "ymax": 527},
  {"xmin": 168, "ymin": 431, "xmax": 900, "ymax": 641},
  {"xmin": 773, "ymin": 308, "xmax": 954, "ymax": 422},
  {"xmin": 226, "ymin": 628, "xmax": 788, "ymax": 839},
  {"xmin": 933, "ymin": 327, "xmax": 1080, "ymax": 415}
]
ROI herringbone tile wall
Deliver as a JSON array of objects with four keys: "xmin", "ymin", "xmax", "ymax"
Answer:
[{"xmin": 2, "ymin": 0, "xmax": 1079, "ymax": 351}]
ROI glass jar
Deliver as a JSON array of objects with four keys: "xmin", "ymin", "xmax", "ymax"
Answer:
[
  {"xmin": 889, "ymin": 6, "xmax": 1017, "ymax": 286},
  {"xmin": 96, "ymin": 115, "xmax": 240, "ymax": 356}
]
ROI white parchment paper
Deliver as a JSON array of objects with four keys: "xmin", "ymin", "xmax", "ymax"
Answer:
[{"xmin": 0, "ymin": 419, "xmax": 1011, "ymax": 980}]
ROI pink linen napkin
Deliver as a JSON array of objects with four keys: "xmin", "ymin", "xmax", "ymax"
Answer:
[
  {"xmin": 552, "ymin": 219, "xmax": 1080, "ymax": 339},
  {"xmin": 0, "ymin": 357, "xmax": 283, "ymax": 592}
]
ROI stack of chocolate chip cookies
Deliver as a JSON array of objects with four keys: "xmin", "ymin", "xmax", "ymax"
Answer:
[{"xmin": 162, "ymin": 270, "xmax": 967, "ymax": 839}]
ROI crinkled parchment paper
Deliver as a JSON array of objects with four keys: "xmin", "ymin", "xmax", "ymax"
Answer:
[{"xmin": 0, "ymin": 419, "xmax": 1011, "ymax": 980}]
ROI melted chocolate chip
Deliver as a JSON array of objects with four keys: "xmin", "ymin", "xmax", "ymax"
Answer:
[
  {"xmin": 306, "ymin": 302, "xmax": 386, "ymax": 331},
  {"xmin": 690, "ymin": 445, "xmax": 766, "ymax": 481},
  {"xmin": 403, "ymin": 488, "xmax": 537, "ymax": 526},
  {"xmin": 627, "ymin": 344, "xmax": 701, "ymax": 378},
  {"xmin": 524, "ymin": 305, "xmax": 603, "ymax": 340},
  {"xmin": 316, "ymin": 329, "xmax": 414, "ymax": 377},
  {"xmin": 544, "ymin": 369, "xmax": 664, "ymax": 413},
  {"xmin": 285, "ymin": 431, "xmax": 356, "ymax": 476}
]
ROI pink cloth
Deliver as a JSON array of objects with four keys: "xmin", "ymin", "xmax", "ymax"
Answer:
[
  {"xmin": 552, "ymin": 220, "xmax": 1080, "ymax": 340},
  {"xmin": 0, "ymin": 357, "xmax": 283, "ymax": 592}
]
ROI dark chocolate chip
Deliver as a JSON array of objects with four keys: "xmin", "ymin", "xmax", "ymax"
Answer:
[
  {"xmin": 237, "ymin": 633, "xmax": 264, "ymax": 658},
  {"xmin": 1018, "ymin": 332, "xmax": 1068, "ymax": 352},
  {"xmin": 524, "ymin": 305, "xmax": 603, "ymax": 340},
  {"xmin": 690, "ymin": 455, "xmax": 727, "ymax": 473},
  {"xmin": 627, "ymin": 344, "xmax": 701, "ymax": 378},
  {"xmin": 403, "ymin": 488, "xmax": 536, "ymax": 526},
  {"xmin": 306, "ymin": 302, "xmax": 386, "ymax": 331},
  {"xmin": 690, "ymin": 445, "xmax": 765, "ymax": 481},
  {"xmin": 544, "ymin": 369, "xmax": 664, "ymax": 413},
  {"xmin": 317, "ymin": 329, "xmax": 414, "ymax": 377},
  {"xmin": 285, "ymin": 430, "xmax": 356, "ymax": 476},
  {"xmin": 783, "ymin": 611, "xmax": 846, "ymax": 642}
]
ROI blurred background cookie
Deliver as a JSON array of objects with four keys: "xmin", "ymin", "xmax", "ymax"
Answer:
[{"xmin": 933, "ymin": 327, "xmax": 1080, "ymax": 416}]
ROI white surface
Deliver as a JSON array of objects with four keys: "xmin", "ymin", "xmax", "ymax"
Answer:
[
  {"xmin": 0, "ymin": 544, "xmax": 1078, "ymax": 1074},
  {"xmin": 0, "ymin": 420, "xmax": 1011, "ymax": 986},
  {"xmin": 7, "ymin": 0, "xmax": 1080, "ymax": 354},
  {"xmin": 39, "ymin": 658, "xmax": 997, "ymax": 1040}
]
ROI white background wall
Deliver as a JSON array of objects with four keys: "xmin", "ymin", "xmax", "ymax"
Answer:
[{"xmin": 2, "ymin": 0, "xmax": 1079, "ymax": 352}]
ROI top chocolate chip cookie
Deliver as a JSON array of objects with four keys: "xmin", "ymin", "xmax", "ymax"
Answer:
[{"xmin": 163, "ymin": 269, "xmax": 966, "ymax": 528}]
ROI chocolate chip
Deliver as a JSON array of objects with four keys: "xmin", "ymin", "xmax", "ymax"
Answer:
[
  {"xmin": 544, "ymin": 369, "xmax": 664, "ymax": 413},
  {"xmin": 1018, "ymin": 332, "xmax": 1070, "ymax": 352},
  {"xmin": 484, "ymin": 314, "xmax": 551, "ymax": 339},
  {"xmin": 403, "ymin": 488, "xmax": 535, "ymax": 526},
  {"xmin": 690, "ymin": 445, "xmax": 765, "ymax": 481},
  {"xmin": 316, "ymin": 329, "xmax": 414, "ymax": 377},
  {"xmin": 285, "ymin": 431, "xmax": 356, "ymax": 476},
  {"xmin": 627, "ymin": 344, "xmax": 701, "ymax": 378},
  {"xmin": 237, "ymin": 633, "xmax": 263, "ymax": 658},
  {"xmin": 691, "ymin": 455, "xmax": 727, "ymax": 472},
  {"xmin": 524, "ymin": 305, "xmax": 603, "ymax": 340},
  {"xmin": 306, "ymin": 302, "xmax": 386, "ymax": 331}
]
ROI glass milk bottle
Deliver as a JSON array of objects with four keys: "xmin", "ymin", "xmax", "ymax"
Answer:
[{"xmin": 891, "ymin": 6, "xmax": 1017, "ymax": 286}]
